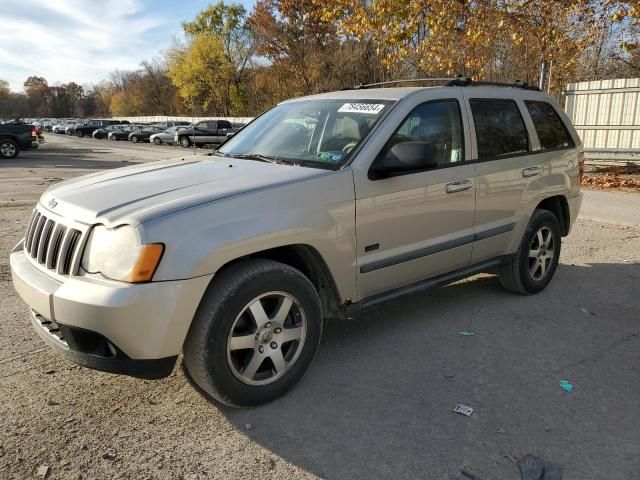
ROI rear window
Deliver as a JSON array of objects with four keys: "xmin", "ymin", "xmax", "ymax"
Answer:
[
  {"xmin": 525, "ymin": 101, "xmax": 574, "ymax": 150},
  {"xmin": 469, "ymin": 99, "xmax": 529, "ymax": 160}
]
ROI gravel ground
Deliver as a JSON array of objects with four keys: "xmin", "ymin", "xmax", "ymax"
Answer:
[{"xmin": 1, "ymin": 135, "xmax": 639, "ymax": 480}]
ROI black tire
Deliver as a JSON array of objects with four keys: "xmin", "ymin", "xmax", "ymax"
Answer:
[
  {"xmin": 0, "ymin": 139, "xmax": 19, "ymax": 159},
  {"xmin": 153, "ymin": 137, "xmax": 162, "ymax": 145},
  {"xmin": 499, "ymin": 209, "xmax": 562, "ymax": 295},
  {"xmin": 179, "ymin": 136, "xmax": 191, "ymax": 148},
  {"xmin": 184, "ymin": 259, "xmax": 323, "ymax": 407},
  {"xmin": 76, "ymin": 130, "xmax": 84, "ymax": 138},
  {"xmin": 131, "ymin": 136, "xmax": 139, "ymax": 143}
]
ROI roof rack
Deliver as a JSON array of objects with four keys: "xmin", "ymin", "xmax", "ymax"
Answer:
[
  {"xmin": 352, "ymin": 78, "xmax": 458, "ymax": 89},
  {"xmin": 350, "ymin": 77, "xmax": 540, "ymax": 91},
  {"xmin": 445, "ymin": 77, "xmax": 541, "ymax": 91}
]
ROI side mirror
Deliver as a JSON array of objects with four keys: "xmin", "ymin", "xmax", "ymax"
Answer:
[{"xmin": 370, "ymin": 142, "xmax": 438, "ymax": 179}]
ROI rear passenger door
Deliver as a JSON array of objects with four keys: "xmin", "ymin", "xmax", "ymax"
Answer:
[{"xmin": 462, "ymin": 94, "xmax": 538, "ymax": 263}]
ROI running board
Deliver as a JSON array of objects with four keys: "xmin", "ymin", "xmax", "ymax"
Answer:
[{"xmin": 344, "ymin": 258, "xmax": 505, "ymax": 316}]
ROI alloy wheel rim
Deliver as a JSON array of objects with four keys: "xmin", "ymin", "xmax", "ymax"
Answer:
[
  {"xmin": 528, "ymin": 227, "xmax": 555, "ymax": 281},
  {"xmin": 226, "ymin": 291, "xmax": 307, "ymax": 386},
  {"xmin": 1, "ymin": 143, "xmax": 16, "ymax": 157}
]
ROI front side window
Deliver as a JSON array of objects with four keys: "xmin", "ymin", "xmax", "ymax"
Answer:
[
  {"xmin": 470, "ymin": 99, "xmax": 529, "ymax": 160},
  {"xmin": 525, "ymin": 101, "xmax": 574, "ymax": 150},
  {"xmin": 217, "ymin": 99, "xmax": 394, "ymax": 169},
  {"xmin": 378, "ymin": 100, "xmax": 464, "ymax": 169}
]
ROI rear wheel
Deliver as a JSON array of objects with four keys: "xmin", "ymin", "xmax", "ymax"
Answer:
[
  {"xmin": 184, "ymin": 259, "xmax": 323, "ymax": 407},
  {"xmin": 0, "ymin": 139, "xmax": 19, "ymax": 159},
  {"xmin": 499, "ymin": 209, "xmax": 561, "ymax": 295}
]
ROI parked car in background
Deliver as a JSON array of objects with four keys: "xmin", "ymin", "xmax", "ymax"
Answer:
[
  {"xmin": 93, "ymin": 124, "xmax": 126, "ymax": 140},
  {"xmin": 150, "ymin": 125, "xmax": 189, "ymax": 145},
  {"xmin": 53, "ymin": 120, "xmax": 79, "ymax": 134},
  {"xmin": 0, "ymin": 121, "xmax": 39, "ymax": 158},
  {"xmin": 129, "ymin": 125, "xmax": 165, "ymax": 143},
  {"xmin": 175, "ymin": 120, "xmax": 241, "ymax": 147},
  {"xmin": 152, "ymin": 120, "xmax": 192, "ymax": 130},
  {"xmin": 75, "ymin": 120, "xmax": 126, "ymax": 138},
  {"xmin": 108, "ymin": 124, "xmax": 145, "ymax": 141}
]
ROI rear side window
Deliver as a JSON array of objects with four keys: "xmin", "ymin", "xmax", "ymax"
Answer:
[
  {"xmin": 525, "ymin": 101, "xmax": 574, "ymax": 150},
  {"xmin": 470, "ymin": 99, "xmax": 529, "ymax": 160}
]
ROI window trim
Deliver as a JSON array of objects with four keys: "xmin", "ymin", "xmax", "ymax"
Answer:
[
  {"xmin": 368, "ymin": 98, "xmax": 467, "ymax": 180},
  {"xmin": 468, "ymin": 97, "xmax": 531, "ymax": 162},
  {"xmin": 524, "ymin": 100, "xmax": 575, "ymax": 152}
]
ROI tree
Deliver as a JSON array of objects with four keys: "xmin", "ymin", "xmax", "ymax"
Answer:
[
  {"xmin": 174, "ymin": 1, "xmax": 253, "ymax": 115},
  {"xmin": 167, "ymin": 34, "xmax": 233, "ymax": 114}
]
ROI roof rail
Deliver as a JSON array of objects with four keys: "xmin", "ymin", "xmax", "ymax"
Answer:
[
  {"xmin": 352, "ymin": 78, "xmax": 458, "ymax": 89},
  {"xmin": 445, "ymin": 77, "xmax": 541, "ymax": 91}
]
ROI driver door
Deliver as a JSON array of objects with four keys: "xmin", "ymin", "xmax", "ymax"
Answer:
[{"xmin": 352, "ymin": 94, "xmax": 476, "ymax": 299}]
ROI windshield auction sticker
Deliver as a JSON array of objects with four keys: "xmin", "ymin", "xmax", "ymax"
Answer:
[{"xmin": 338, "ymin": 103, "xmax": 385, "ymax": 114}]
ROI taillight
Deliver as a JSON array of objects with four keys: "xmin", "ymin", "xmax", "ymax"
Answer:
[
  {"xmin": 31, "ymin": 127, "xmax": 37, "ymax": 137},
  {"xmin": 577, "ymin": 152, "xmax": 585, "ymax": 185}
]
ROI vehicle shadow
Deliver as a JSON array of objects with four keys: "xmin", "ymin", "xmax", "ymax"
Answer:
[{"xmin": 184, "ymin": 261, "xmax": 639, "ymax": 479}]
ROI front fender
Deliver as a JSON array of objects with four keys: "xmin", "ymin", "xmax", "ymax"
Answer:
[{"xmin": 140, "ymin": 169, "xmax": 358, "ymax": 302}]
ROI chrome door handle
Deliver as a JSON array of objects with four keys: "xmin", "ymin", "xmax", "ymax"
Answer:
[
  {"xmin": 522, "ymin": 165, "xmax": 542, "ymax": 177},
  {"xmin": 446, "ymin": 179, "xmax": 473, "ymax": 193}
]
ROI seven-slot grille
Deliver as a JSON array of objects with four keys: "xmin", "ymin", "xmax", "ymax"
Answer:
[{"xmin": 24, "ymin": 209, "xmax": 84, "ymax": 276}]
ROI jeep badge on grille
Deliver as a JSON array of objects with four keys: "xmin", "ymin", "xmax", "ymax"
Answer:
[{"xmin": 47, "ymin": 198, "xmax": 58, "ymax": 209}]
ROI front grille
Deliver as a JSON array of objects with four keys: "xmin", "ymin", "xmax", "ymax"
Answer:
[
  {"xmin": 32, "ymin": 310, "xmax": 68, "ymax": 348},
  {"xmin": 24, "ymin": 209, "xmax": 85, "ymax": 276}
]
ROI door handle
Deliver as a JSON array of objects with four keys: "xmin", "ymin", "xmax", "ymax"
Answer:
[
  {"xmin": 446, "ymin": 179, "xmax": 473, "ymax": 193},
  {"xmin": 522, "ymin": 165, "xmax": 542, "ymax": 177}
]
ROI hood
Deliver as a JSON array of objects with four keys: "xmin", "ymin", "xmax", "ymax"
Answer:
[{"xmin": 40, "ymin": 155, "xmax": 328, "ymax": 227}]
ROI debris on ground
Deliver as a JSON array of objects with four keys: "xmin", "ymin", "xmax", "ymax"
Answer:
[
  {"xmin": 46, "ymin": 400, "xmax": 59, "ymax": 406},
  {"xmin": 559, "ymin": 380, "xmax": 573, "ymax": 393},
  {"xmin": 496, "ymin": 427, "xmax": 507, "ymax": 435},
  {"xmin": 453, "ymin": 404, "xmax": 474, "ymax": 416},
  {"xmin": 458, "ymin": 331, "xmax": 475, "ymax": 336},
  {"xmin": 517, "ymin": 454, "xmax": 563, "ymax": 479},
  {"xmin": 245, "ymin": 423, "xmax": 253, "ymax": 430},
  {"xmin": 461, "ymin": 468, "xmax": 485, "ymax": 479},
  {"xmin": 101, "ymin": 453, "xmax": 117, "ymax": 461},
  {"xmin": 580, "ymin": 307, "xmax": 599, "ymax": 317},
  {"xmin": 36, "ymin": 465, "xmax": 49, "ymax": 478},
  {"xmin": 582, "ymin": 165, "xmax": 640, "ymax": 192}
]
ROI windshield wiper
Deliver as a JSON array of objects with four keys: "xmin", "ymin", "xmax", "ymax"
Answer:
[{"xmin": 230, "ymin": 153, "xmax": 283, "ymax": 164}]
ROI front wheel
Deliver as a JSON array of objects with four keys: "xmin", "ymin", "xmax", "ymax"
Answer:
[
  {"xmin": 184, "ymin": 259, "xmax": 323, "ymax": 407},
  {"xmin": 153, "ymin": 137, "xmax": 162, "ymax": 145},
  {"xmin": 179, "ymin": 136, "xmax": 191, "ymax": 148},
  {"xmin": 131, "ymin": 136, "xmax": 139, "ymax": 143},
  {"xmin": 499, "ymin": 209, "xmax": 562, "ymax": 295},
  {"xmin": 76, "ymin": 131, "xmax": 84, "ymax": 138},
  {"xmin": 0, "ymin": 139, "xmax": 19, "ymax": 159}
]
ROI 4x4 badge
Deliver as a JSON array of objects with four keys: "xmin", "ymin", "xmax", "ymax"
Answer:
[{"xmin": 47, "ymin": 198, "xmax": 58, "ymax": 209}]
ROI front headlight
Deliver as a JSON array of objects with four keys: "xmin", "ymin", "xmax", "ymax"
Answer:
[{"xmin": 80, "ymin": 225, "xmax": 164, "ymax": 283}]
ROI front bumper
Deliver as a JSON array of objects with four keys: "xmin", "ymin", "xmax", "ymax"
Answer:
[{"xmin": 10, "ymin": 241, "xmax": 212, "ymax": 378}]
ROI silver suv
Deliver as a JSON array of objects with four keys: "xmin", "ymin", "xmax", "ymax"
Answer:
[{"xmin": 10, "ymin": 80, "xmax": 583, "ymax": 406}]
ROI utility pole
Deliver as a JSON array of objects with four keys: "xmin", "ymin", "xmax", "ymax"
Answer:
[{"xmin": 539, "ymin": 60, "xmax": 549, "ymax": 92}]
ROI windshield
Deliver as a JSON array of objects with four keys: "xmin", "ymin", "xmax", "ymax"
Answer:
[{"xmin": 217, "ymin": 99, "xmax": 394, "ymax": 169}]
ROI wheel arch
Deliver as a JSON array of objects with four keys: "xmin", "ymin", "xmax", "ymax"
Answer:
[
  {"xmin": 214, "ymin": 244, "xmax": 343, "ymax": 319},
  {"xmin": 535, "ymin": 195, "xmax": 570, "ymax": 236}
]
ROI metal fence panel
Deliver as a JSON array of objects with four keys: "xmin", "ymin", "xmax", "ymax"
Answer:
[{"xmin": 565, "ymin": 78, "xmax": 640, "ymax": 159}]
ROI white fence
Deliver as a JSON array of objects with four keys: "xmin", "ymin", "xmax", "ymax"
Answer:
[
  {"xmin": 565, "ymin": 78, "xmax": 640, "ymax": 161},
  {"xmin": 110, "ymin": 116, "xmax": 254, "ymax": 125}
]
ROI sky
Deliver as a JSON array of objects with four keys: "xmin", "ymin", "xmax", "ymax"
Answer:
[{"xmin": 0, "ymin": 0, "xmax": 255, "ymax": 92}]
